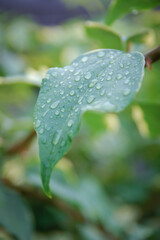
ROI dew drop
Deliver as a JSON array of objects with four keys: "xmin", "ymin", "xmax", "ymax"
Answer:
[
  {"xmin": 78, "ymin": 96, "xmax": 83, "ymax": 104},
  {"xmin": 50, "ymin": 100, "xmax": 60, "ymax": 109},
  {"xmin": 107, "ymin": 76, "xmax": 111, "ymax": 81},
  {"xmin": 75, "ymin": 75, "xmax": 80, "ymax": 82},
  {"xmin": 123, "ymin": 88, "xmax": 131, "ymax": 96},
  {"xmin": 85, "ymin": 72, "xmax": 91, "ymax": 80},
  {"xmin": 70, "ymin": 90, "xmax": 75, "ymax": 96},
  {"xmin": 120, "ymin": 63, "xmax": 124, "ymax": 68},
  {"xmin": 74, "ymin": 70, "xmax": 81, "ymax": 76},
  {"xmin": 89, "ymin": 79, "xmax": 97, "ymax": 88},
  {"xmin": 96, "ymin": 83, "xmax": 102, "ymax": 90},
  {"xmin": 41, "ymin": 104, "xmax": 46, "ymax": 109},
  {"xmin": 47, "ymin": 98, "xmax": 51, "ymax": 103},
  {"xmin": 68, "ymin": 119, "xmax": 74, "ymax": 127},
  {"xmin": 43, "ymin": 109, "xmax": 49, "ymax": 117},
  {"xmin": 117, "ymin": 74, "xmax": 122, "ymax": 80},
  {"xmin": 35, "ymin": 120, "xmax": 41, "ymax": 128},
  {"xmin": 78, "ymin": 85, "xmax": 83, "ymax": 90},
  {"xmin": 98, "ymin": 51, "xmax": 105, "ymax": 57},
  {"xmin": 75, "ymin": 107, "xmax": 79, "ymax": 112},
  {"xmin": 69, "ymin": 67, "xmax": 74, "ymax": 72},
  {"xmin": 60, "ymin": 89, "xmax": 64, "ymax": 95},
  {"xmin": 125, "ymin": 71, "xmax": 129, "ymax": 75},
  {"xmin": 87, "ymin": 95, "xmax": 95, "ymax": 103},
  {"xmin": 73, "ymin": 62, "xmax": 78, "ymax": 67},
  {"xmin": 45, "ymin": 124, "xmax": 51, "ymax": 131},
  {"xmin": 55, "ymin": 110, "xmax": 60, "ymax": 116},
  {"xmin": 39, "ymin": 128, "xmax": 44, "ymax": 134},
  {"xmin": 52, "ymin": 130, "xmax": 62, "ymax": 145},
  {"xmin": 81, "ymin": 56, "xmax": 88, "ymax": 62}
]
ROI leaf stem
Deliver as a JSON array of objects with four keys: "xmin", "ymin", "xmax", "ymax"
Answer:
[{"xmin": 145, "ymin": 46, "xmax": 160, "ymax": 70}]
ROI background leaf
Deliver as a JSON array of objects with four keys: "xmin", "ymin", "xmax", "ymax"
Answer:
[
  {"xmin": 126, "ymin": 29, "xmax": 154, "ymax": 45},
  {"xmin": 0, "ymin": 181, "xmax": 33, "ymax": 240},
  {"xmin": 34, "ymin": 49, "xmax": 145, "ymax": 195},
  {"xmin": 139, "ymin": 103, "xmax": 160, "ymax": 138},
  {"xmin": 105, "ymin": 0, "xmax": 160, "ymax": 25},
  {"xmin": 135, "ymin": 62, "xmax": 160, "ymax": 105},
  {"xmin": 84, "ymin": 21, "xmax": 123, "ymax": 50}
]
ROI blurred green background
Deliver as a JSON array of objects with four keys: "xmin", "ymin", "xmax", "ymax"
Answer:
[{"xmin": 0, "ymin": 0, "xmax": 160, "ymax": 239}]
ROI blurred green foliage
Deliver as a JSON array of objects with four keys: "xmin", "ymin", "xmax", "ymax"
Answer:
[{"xmin": 0, "ymin": 1, "xmax": 160, "ymax": 240}]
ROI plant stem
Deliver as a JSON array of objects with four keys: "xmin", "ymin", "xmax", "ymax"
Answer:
[
  {"xmin": 7, "ymin": 130, "xmax": 36, "ymax": 155},
  {"xmin": 145, "ymin": 46, "xmax": 160, "ymax": 70}
]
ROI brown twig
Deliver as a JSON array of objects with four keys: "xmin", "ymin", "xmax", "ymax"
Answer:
[
  {"xmin": 2, "ymin": 178, "xmax": 84, "ymax": 222},
  {"xmin": 126, "ymin": 41, "xmax": 132, "ymax": 53},
  {"xmin": 145, "ymin": 46, "xmax": 160, "ymax": 70},
  {"xmin": 6, "ymin": 130, "xmax": 36, "ymax": 155},
  {"xmin": 2, "ymin": 178, "xmax": 119, "ymax": 240}
]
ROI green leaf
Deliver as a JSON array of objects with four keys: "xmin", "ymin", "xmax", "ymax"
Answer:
[
  {"xmin": 127, "ymin": 30, "xmax": 153, "ymax": 45},
  {"xmin": 105, "ymin": 0, "xmax": 160, "ymax": 25},
  {"xmin": 0, "ymin": 181, "xmax": 33, "ymax": 240},
  {"xmin": 26, "ymin": 167, "xmax": 121, "ymax": 233},
  {"xmin": 135, "ymin": 62, "xmax": 160, "ymax": 104},
  {"xmin": 34, "ymin": 49, "xmax": 145, "ymax": 196},
  {"xmin": 139, "ymin": 103, "xmax": 160, "ymax": 138},
  {"xmin": 85, "ymin": 21, "xmax": 123, "ymax": 50},
  {"xmin": 0, "ymin": 83, "xmax": 38, "ymax": 118}
]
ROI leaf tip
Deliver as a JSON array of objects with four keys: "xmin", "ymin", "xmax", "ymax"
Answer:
[
  {"xmin": 42, "ymin": 182, "xmax": 52, "ymax": 198},
  {"xmin": 40, "ymin": 165, "xmax": 52, "ymax": 198}
]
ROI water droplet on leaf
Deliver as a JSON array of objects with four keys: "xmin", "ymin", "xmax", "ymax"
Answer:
[
  {"xmin": 117, "ymin": 74, "xmax": 122, "ymax": 80},
  {"xmin": 87, "ymin": 95, "xmax": 95, "ymax": 103},
  {"xmin": 68, "ymin": 119, "xmax": 74, "ymax": 127},
  {"xmin": 85, "ymin": 72, "xmax": 91, "ymax": 80},
  {"xmin": 81, "ymin": 56, "xmax": 88, "ymax": 62},
  {"xmin": 123, "ymin": 88, "xmax": 131, "ymax": 96},
  {"xmin": 50, "ymin": 100, "xmax": 60, "ymax": 109},
  {"xmin": 98, "ymin": 51, "xmax": 105, "ymax": 57},
  {"xmin": 35, "ymin": 120, "xmax": 41, "ymax": 128}
]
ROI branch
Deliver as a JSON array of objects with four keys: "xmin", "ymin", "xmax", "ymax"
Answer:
[
  {"xmin": 2, "ymin": 178, "xmax": 119, "ymax": 240},
  {"xmin": 6, "ymin": 130, "xmax": 36, "ymax": 155},
  {"xmin": 145, "ymin": 46, "xmax": 160, "ymax": 70},
  {"xmin": 0, "ymin": 76, "xmax": 41, "ymax": 87}
]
